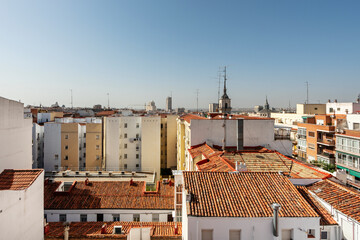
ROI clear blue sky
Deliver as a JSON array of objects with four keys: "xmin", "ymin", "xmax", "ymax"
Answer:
[{"xmin": 1, "ymin": 0, "xmax": 359, "ymax": 109}]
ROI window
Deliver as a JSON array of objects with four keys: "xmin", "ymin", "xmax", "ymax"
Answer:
[
  {"xmin": 83, "ymin": 153, "xmax": 86, "ymax": 158},
  {"xmin": 136, "ymin": 134, "xmax": 139, "ymax": 138},
  {"xmin": 229, "ymin": 230, "xmax": 241, "ymax": 240},
  {"xmin": 65, "ymin": 145, "xmax": 68, "ymax": 150},
  {"xmin": 124, "ymin": 154, "xmax": 127, "ymax": 159},
  {"xmin": 308, "ymin": 143, "xmax": 315, "ymax": 150},
  {"xmin": 314, "ymin": 107, "xmax": 318, "ymax": 110},
  {"xmin": 84, "ymin": 133, "xmax": 86, "ymax": 137},
  {"xmin": 321, "ymin": 231, "xmax": 328, "ymax": 240},
  {"xmin": 202, "ymin": 229, "xmax": 213, "ymax": 240},
  {"xmin": 65, "ymin": 134, "xmax": 68, "ymax": 139},
  {"xmin": 97, "ymin": 214, "xmax": 103, "ymax": 221},
  {"xmin": 124, "ymin": 164, "xmax": 127, "ymax": 169},
  {"xmin": 59, "ymin": 214, "xmax": 66, "ymax": 222},
  {"xmin": 354, "ymin": 123, "xmax": 360, "ymax": 130},
  {"xmin": 161, "ymin": 124, "xmax": 163, "ymax": 129},
  {"xmin": 136, "ymin": 164, "xmax": 139, "ymax": 168},
  {"xmin": 113, "ymin": 214, "xmax": 120, "ymax": 221},
  {"xmin": 337, "ymin": 108, "xmax": 340, "ymax": 111},
  {"xmin": 83, "ymin": 143, "xmax": 86, "ymax": 148},
  {"xmin": 96, "ymin": 135, "xmax": 100, "ymax": 140},
  {"xmin": 152, "ymin": 213, "xmax": 159, "ymax": 222},
  {"xmin": 136, "ymin": 123, "xmax": 139, "ymax": 128},
  {"xmin": 96, "ymin": 145, "xmax": 100, "ymax": 150},
  {"xmin": 136, "ymin": 154, "xmax": 139, "ymax": 159},
  {"xmin": 96, "ymin": 155, "xmax": 100, "ymax": 160},
  {"xmin": 308, "ymin": 229, "xmax": 315, "ymax": 238},
  {"xmin": 124, "ymin": 123, "xmax": 127, "ymax": 128},
  {"xmin": 133, "ymin": 214, "xmax": 140, "ymax": 222},
  {"xmin": 124, "ymin": 144, "xmax": 127, "ymax": 149},
  {"xmin": 308, "ymin": 131, "xmax": 315, "ymax": 137},
  {"xmin": 54, "ymin": 154, "xmax": 59, "ymax": 160},
  {"xmin": 281, "ymin": 229, "xmax": 292, "ymax": 240},
  {"xmin": 124, "ymin": 133, "xmax": 127, "ymax": 138},
  {"xmin": 55, "ymin": 165, "xmax": 59, "ymax": 170},
  {"xmin": 64, "ymin": 155, "xmax": 68, "ymax": 160},
  {"xmin": 80, "ymin": 214, "xmax": 87, "ymax": 222}
]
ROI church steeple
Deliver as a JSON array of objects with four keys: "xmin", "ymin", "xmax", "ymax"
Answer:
[
  {"xmin": 221, "ymin": 66, "xmax": 229, "ymax": 99},
  {"xmin": 265, "ymin": 96, "xmax": 270, "ymax": 110},
  {"xmin": 219, "ymin": 66, "xmax": 231, "ymax": 114}
]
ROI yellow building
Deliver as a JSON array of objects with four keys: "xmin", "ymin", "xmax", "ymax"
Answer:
[
  {"xmin": 61, "ymin": 123, "xmax": 79, "ymax": 170},
  {"xmin": 176, "ymin": 117, "xmax": 186, "ymax": 170},
  {"xmin": 160, "ymin": 115, "xmax": 177, "ymax": 170},
  {"xmin": 85, "ymin": 123, "xmax": 103, "ymax": 170}
]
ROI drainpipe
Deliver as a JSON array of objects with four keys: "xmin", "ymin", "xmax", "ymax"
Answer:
[
  {"xmin": 63, "ymin": 222, "xmax": 70, "ymax": 240},
  {"xmin": 271, "ymin": 203, "xmax": 281, "ymax": 237}
]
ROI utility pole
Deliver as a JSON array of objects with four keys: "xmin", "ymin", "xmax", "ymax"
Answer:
[{"xmin": 107, "ymin": 93, "xmax": 110, "ymax": 109}]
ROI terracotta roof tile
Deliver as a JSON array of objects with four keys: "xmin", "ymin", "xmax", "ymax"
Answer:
[
  {"xmin": 308, "ymin": 179, "xmax": 360, "ymax": 222},
  {"xmin": 179, "ymin": 114, "xmax": 207, "ymax": 123},
  {"xmin": 183, "ymin": 171, "xmax": 319, "ymax": 218},
  {"xmin": 0, "ymin": 169, "xmax": 43, "ymax": 190},
  {"xmin": 44, "ymin": 181, "xmax": 174, "ymax": 210},
  {"xmin": 45, "ymin": 222, "xmax": 181, "ymax": 239},
  {"xmin": 296, "ymin": 186, "xmax": 337, "ymax": 225}
]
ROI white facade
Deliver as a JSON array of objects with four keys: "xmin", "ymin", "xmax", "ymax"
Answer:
[
  {"xmin": 347, "ymin": 114, "xmax": 360, "ymax": 130},
  {"xmin": 45, "ymin": 209, "xmax": 171, "ymax": 223},
  {"xmin": 32, "ymin": 123, "xmax": 44, "ymax": 168},
  {"xmin": 44, "ymin": 123, "xmax": 61, "ymax": 171},
  {"xmin": 271, "ymin": 112, "xmax": 309, "ymax": 126},
  {"xmin": 0, "ymin": 97, "xmax": 32, "ymax": 172},
  {"xmin": 326, "ymin": 102, "xmax": 360, "ymax": 115},
  {"xmin": 37, "ymin": 112, "xmax": 52, "ymax": 123},
  {"xmin": 0, "ymin": 171, "xmax": 44, "ymax": 240}
]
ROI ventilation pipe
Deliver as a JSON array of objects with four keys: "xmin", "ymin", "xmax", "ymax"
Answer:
[
  {"xmin": 63, "ymin": 222, "xmax": 70, "ymax": 240},
  {"xmin": 271, "ymin": 203, "xmax": 281, "ymax": 237}
]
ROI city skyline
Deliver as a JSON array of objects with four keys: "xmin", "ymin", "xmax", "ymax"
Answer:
[{"xmin": 1, "ymin": 0, "xmax": 360, "ymax": 108}]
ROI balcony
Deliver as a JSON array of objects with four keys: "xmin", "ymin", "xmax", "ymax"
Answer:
[{"xmin": 317, "ymin": 138, "xmax": 335, "ymax": 146}]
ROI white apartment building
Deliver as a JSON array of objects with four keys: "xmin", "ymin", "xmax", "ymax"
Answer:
[
  {"xmin": 346, "ymin": 114, "xmax": 360, "ymax": 130},
  {"xmin": 0, "ymin": 169, "xmax": 44, "ymax": 240},
  {"xmin": 326, "ymin": 100, "xmax": 360, "ymax": 115},
  {"xmin": 104, "ymin": 116, "xmax": 161, "ymax": 179},
  {"xmin": 0, "ymin": 96, "xmax": 32, "ymax": 172}
]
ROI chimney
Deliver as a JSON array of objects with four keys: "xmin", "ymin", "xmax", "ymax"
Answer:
[
  {"xmin": 328, "ymin": 99, "xmax": 331, "ymax": 103},
  {"xmin": 85, "ymin": 178, "xmax": 90, "ymax": 186},
  {"xmin": 357, "ymin": 97, "xmax": 360, "ymax": 103},
  {"xmin": 235, "ymin": 161, "xmax": 239, "ymax": 171},
  {"xmin": 129, "ymin": 179, "xmax": 134, "ymax": 186},
  {"xmin": 63, "ymin": 222, "xmax": 70, "ymax": 240},
  {"xmin": 101, "ymin": 224, "xmax": 107, "ymax": 234},
  {"xmin": 335, "ymin": 99, "xmax": 337, "ymax": 103},
  {"xmin": 271, "ymin": 203, "xmax": 281, "ymax": 237},
  {"xmin": 174, "ymin": 223, "xmax": 179, "ymax": 235}
]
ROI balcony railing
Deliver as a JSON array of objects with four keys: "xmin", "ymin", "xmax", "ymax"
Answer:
[{"xmin": 317, "ymin": 138, "xmax": 335, "ymax": 146}]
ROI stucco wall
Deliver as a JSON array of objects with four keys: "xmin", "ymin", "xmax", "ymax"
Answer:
[
  {"xmin": 0, "ymin": 97, "xmax": 32, "ymax": 172},
  {"xmin": 0, "ymin": 171, "xmax": 44, "ymax": 240},
  {"xmin": 44, "ymin": 123, "xmax": 61, "ymax": 171}
]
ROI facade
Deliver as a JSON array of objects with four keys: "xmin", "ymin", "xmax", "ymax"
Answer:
[
  {"xmin": 179, "ymin": 171, "xmax": 321, "ymax": 240},
  {"xmin": 44, "ymin": 180, "xmax": 174, "ymax": 223},
  {"xmin": 336, "ymin": 130, "xmax": 360, "ymax": 181},
  {"xmin": 33, "ymin": 123, "xmax": 45, "ymax": 168},
  {"xmin": 0, "ymin": 169, "xmax": 44, "ymax": 240},
  {"xmin": 43, "ymin": 119, "xmax": 103, "ymax": 172},
  {"xmin": 346, "ymin": 114, "xmax": 360, "ymax": 130},
  {"xmin": 176, "ymin": 114, "xmax": 292, "ymax": 170},
  {"xmin": 208, "ymin": 103, "xmax": 219, "ymax": 113},
  {"xmin": 160, "ymin": 115, "xmax": 177, "ymax": 170},
  {"xmin": 166, "ymin": 96, "xmax": 172, "ymax": 112},
  {"xmin": 297, "ymin": 103, "xmax": 327, "ymax": 115},
  {"xmin": 0, "ymin": 96, "xmax": 32, "ymax": 172},
  {"xmin": 326, "ymin": 99, "xmax": 360, "ymax": 115}
]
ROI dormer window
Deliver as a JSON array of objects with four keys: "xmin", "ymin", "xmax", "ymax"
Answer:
[{"xmin": 55, "ymin": 181, "xmax": 76, "ymax": 194}]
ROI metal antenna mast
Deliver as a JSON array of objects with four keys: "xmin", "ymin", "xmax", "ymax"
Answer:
[
  {"xmin": 107, "ymin": 93, "xmax": 110, "ymax": 109},
  {"xmin": 196, "ymin": 89, "xmax": 199, "ymax": 113},
  {"xmin": 70, "ymin": 89, "xmax": 73, "ymax": 108},
  {"xmin": 218, "ymin": 67, "xmax": 222, "ymax": 103},
  {"xmin": 305, "ymin": 81, "xmax": 309, "ymax": 104}
]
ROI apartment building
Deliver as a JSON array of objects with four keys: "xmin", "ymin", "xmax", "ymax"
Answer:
[
  {"xmin": 326, "ymin": 98, "xmax": 360, "ymax": 115},
  {"xmin": 44, "ymin": 118, "xmax": 102, "ymax": 171},
  {"xmin": 160, "ymin": 114, "xmax": 177, "ymax": 170},
  {"xmin": 0, "ymin": 96, "xmax": 32, "ymax": 171},
  {"xmin": 32, "ymin": 123, "xmax": 44, "ymax": 168},
  {"xmin": 336, "ymin": 130, "xmax": 360, "ymax": 181},
  {"xmin": 176, "ymin": 114, "xmax": 292, "ymax": 170},
  {"xmin": 296, "ymin": 115, "xmax": 345, "ymax": 164}
]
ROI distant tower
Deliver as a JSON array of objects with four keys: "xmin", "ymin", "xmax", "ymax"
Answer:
[
  {"xmin": 218, "ymin": 67, "xmax": 231, "ymax": 114},
  {"xmin": 264, "ymin": 96, "xmax": 270, "ymax": 110},
  {"xmin": 166, "ymin": 96, "xmax": 172, "ymax": 112},
  {"xmin": 259, "ymin": 96, "xmax": 271, "ymax": 118}
]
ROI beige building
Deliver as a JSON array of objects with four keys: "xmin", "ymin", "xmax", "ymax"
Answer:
[
  {"xmin": 160, "ymin": 115, "xmax": 177, "ymax": 170},
  {"xmin": 296, "ymin": 103, "xmax": 326, "ymax": 115}
]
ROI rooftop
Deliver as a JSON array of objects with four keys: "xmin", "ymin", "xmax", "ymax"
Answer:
[
  {"xmin": 183, "ymin": 171, "xmax": 319, "ymax": 218},
  {"xmin": 0, "ymin": 169, "xmax": 43, "ymax": 190},
  {"xmin": 45, "ymin": 222, "xmax": 181, "ymax": 239},
  {"xmin": 44, "ymin": 180, "xmax": 174, "ymax": 210},
  {"xmin": 296, "ymin": 186, "xmax": 337, "ymax": 226},
  {"xmin": 308, "ymin": 179, "xmax": 360, "ymax": 222},
  {"xmin": 191, "ymin": 143, "xmax": 331, "ymax": 179}
]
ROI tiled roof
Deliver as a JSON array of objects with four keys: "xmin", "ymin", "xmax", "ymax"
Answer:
[
  {"xmin": 45, "ymin": 222, "xmax": 181, "ymax": 239},
  {"xmin": 179, "ymin": 114, "xmax": 207, "ymax": 123},
  {"xmin": 183, "ymin": 171, "xmax": 319, "ymax": 218},
  {"xmin": 308, "ymin": 179, "xmax": 360, "ymax": 222},
  {"xmin": 192, "ymin": 144, "xmax": 331, "ymax": 179},
  {"xmin": 0, "ymin": 169, "xmax": 43, "ymax": 190},
  {"xmin": 188, "ymin": 143, "xmax": 219, "ymax": 159},
  {"xmin": 211, "ymin": 114, "xmax": 273, "ymax": 120},
  {"xmin": 44, "ymin": 180, "xmax": 174, "ymax": 210},
  {"xmin": 296, "ymin": 186, "xmax": 337, "ymax": 225}
]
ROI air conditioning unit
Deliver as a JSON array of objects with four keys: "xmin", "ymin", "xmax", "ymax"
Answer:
[
  {"xmin": 85, "ymin": 172, "xmax": 90, "ymax": 176},
  {"xmin": 109, "ymin": 171, "xmax": 113, "ymax": 176},
  {"xmin": 121, "ymin": 171, "xmax": 125, "ymax": 175},
  {"xmin": 98, "ymin": 171, "xmax": 102, "ymax": 175},
  {"xmin": 113, "ymin": 226, "xmax": 122, "ymax": 234},
  {"xmin": 75, "ymin": 171, "xmax": 79, "ymax": 175}
]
